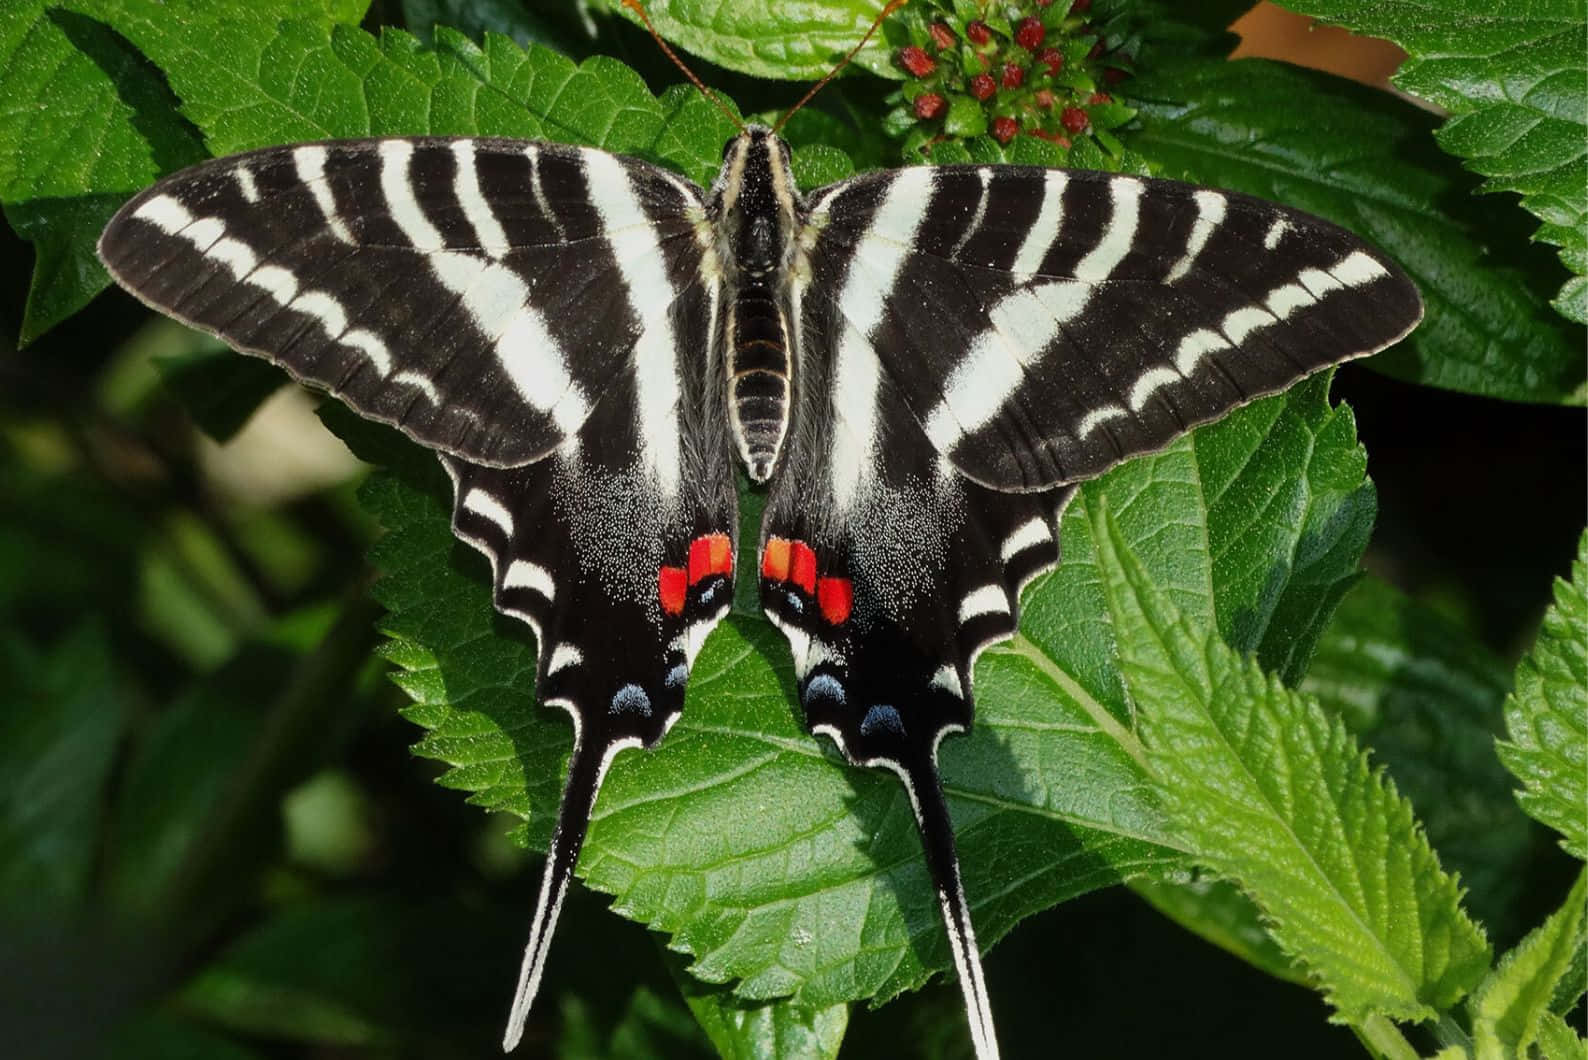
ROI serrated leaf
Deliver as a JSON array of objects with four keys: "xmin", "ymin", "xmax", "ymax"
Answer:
[
  {"xmin": 673, "ymin": 953, "xmax": 848, "ymax": 1060},
  {"xmin": 1127, "ymin": 57, "xmax": 1585, "ymax": 405},
  {"xmin": 1303, "ymin": 576, "xmax": 1534, "ymax": 936},
  {"xmin": 597, "ymin": 0, "xmax": 898, "ymax": 81},
  {"xmin": 1538, "ymin": 1010, "xmax": 1588, "ymax": 1060},
  {"xmin": 1470, "ymin": 869, "xmax": 1587, "ymax": 1060},
  {"xmin": 1497, "ymin": 529, "xmax": 1588, "ymax": 860},
  {"xmin": 1269, "ymin": 0, "xmax": 1588, "ymax": 323},
  {"xmin": 1092, "ymin": 501, "xmax": 1492, "ymax": 1023}
]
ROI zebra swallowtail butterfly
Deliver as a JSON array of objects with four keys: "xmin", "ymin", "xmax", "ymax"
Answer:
[{"xmin": 97, "ymin": 82, "xmax": 1421, "ymax": 1058}]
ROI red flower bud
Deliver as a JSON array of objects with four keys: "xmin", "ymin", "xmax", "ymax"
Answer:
[
  {"xmin": 1061, "ymin": 106, "xmax": 1090, "ymax": 133},
  {"xmin": 914, "ymin": 92, "xmax": 946, "ymax": 120},
  {"xmin": 1088, "ymin": 91, "xmax": 1112, "ymax": 104},
  {"xmin": 929, "ymin": 22, "xmax": 956, "ymax": 50},
  {"xmin": 899, "ymin": 45, "xmax": 936, "ymax": 78},
  {"xmin": 1001, "ymin": 62, "xmax": 1025, "ymax": 89},
  {"xmin": 991, "ymin": 116, "xmax": 1019, "ymax": 144},
  {"xmin": 1037, "ymin": 48, "xmax": 1063, "ymax": 75},
  {"xmin": 1072, "ymin": 0, "xmax": 1093, "ymax": 12},
  {"xmin": 1034, "ymin": 89, "xmax": 1055, "ymax": 108},
  {"xmin": 969, "ymin": 73, "xmax": 997, "ymax": 101},
  {"xmin": 966, "ymin": 20, "xmax": 991, "ymax": 45},
  {"xmin": 1103, "ymin": 66, "xmax": 1128, "ymax": 84},
  {"xmin": 1015, "ymin": 16, "xmax": 1045, "ymax": 51}
]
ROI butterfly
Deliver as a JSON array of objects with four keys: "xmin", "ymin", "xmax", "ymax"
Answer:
[{"xmin": 97, "ymin": 81, "xmax": 1421, "ymax": 1057}]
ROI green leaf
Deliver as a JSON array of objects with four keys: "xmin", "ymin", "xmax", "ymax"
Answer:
[
  {"xmin": 1126, "ymin": 57, "xmax": 1586, "ymax": 405},
  {"xmin": 0, "ymin": 2, "xmax": 203, "ymax": 343},
  {"xmin": 1268, "ymin": 0, "xmax": 1588, "ymax": 323},
  {"xmin": 558, "ymin": 986, "xmax": 714, "ymax": 1060},
  {"xmin": 0, "ymin": 623, "xmax": 130, "ymax": 918},
  {"xmin": 0, "ymin": 0, "xmax": 369, "ymax": 344},
  {"xmin": 597, "ymin": 0, "xmax": 897, "ymax": 81},
  {"xmin": 1470, "ymin": 869, "xmax": 1587, "ymax": 1060},
  {"xmin": 675, "ymin": 961, "xmax": 848, "ymax": 1060},
  {"xmin": 1302, "ymin": 576, "xmax": 1534, "ymax": 936},
  {"xmin": 1092, "ymin": 501, "xmax": 1492, "ymax": 1023},
  {"xmin": 1497, "ymin": 529, "xmax": 1588, "ymax": 860},
  {"xmin": 1538, "ymin": 1010, "xmax": 1588, "ymax": 1060}
]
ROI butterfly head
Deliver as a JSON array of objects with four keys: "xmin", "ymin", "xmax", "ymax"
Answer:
[{"xmin": 708, "ymin": 125, "xmax": 800, "ymax": 282}]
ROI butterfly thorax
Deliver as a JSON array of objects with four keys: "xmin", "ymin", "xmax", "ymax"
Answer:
[{"xmin": 708, "ymin": 125, "xmax": 803, "ymax": 482}]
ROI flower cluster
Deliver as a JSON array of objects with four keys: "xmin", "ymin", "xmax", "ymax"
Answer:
[{"xmin": 889, "ymin": 0, "xmax": 1133, "ymax": 156}]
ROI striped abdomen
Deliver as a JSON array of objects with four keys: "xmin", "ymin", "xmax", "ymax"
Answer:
[{"xmin": 728, "ymin": 285, "xmax": 791, "ymax": 482}]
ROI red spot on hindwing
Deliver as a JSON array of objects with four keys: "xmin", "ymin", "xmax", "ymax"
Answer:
[
  {"xmin": 817, "ymin": 577, "xmax": 853, "ymax": 625},
  {"xmin": 790, "ymin": 542, "xmax": 817, "ymax": 595},
  {"xmin": 688, "ymin": 537, "xmax": 712, "ymax": 584},
  {"xmin": 761, "ymin": 537, "xmax": 791, "ymax": 581},
  {"xmin": 708, "ymin": 533, "xmax": 733, "ymax": 576},
  {"xmin": 658, "ymin": 565, "xmax": 687, "ymax": 615}
]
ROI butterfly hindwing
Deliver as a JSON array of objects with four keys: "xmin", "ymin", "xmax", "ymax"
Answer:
[
  {"xmin": 98, "ymin": 137, "xmax": 709, "ymax": 468},
  {"xmin": 803, "ymin": 164, "xmax": 1423, "ymax": 490},
  {"xmin": 441, "ymin": 256, "xmax": 737, "ymax": 1049},
  {"xmin": 762, "ymin": 286, "xmax": 1074, "ymax": 1056}
]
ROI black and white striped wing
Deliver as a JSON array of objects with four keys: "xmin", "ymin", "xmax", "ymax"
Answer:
[
  {"xmin": 98, "ymin": 137, "xmax": 708, "ymax": 467},
  {"xmin": 801, "ymin": 164, "xmax": 1423, "ymax": 491}
]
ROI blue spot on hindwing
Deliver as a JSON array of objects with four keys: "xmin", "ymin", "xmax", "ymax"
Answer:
[
  {"xmin": 803, "ymin": 673, "xmax": 845, "ymax": 708},
  {"xmin": 860, "ymin": 703, "xmax": 903, "ymax": 736},
  {"xmin": 610, "ymin": 684, "xmax": 652, "ymax": 716},
  {"xmin": 665, "ymin": 664, "xmax": 688, "ymax": 688}
]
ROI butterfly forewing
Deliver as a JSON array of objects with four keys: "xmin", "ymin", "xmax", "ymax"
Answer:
[
  {"xmin": 802, "ymin": 164, "xmax": 1423, "ymax": 490},
  {"xmin": 97, "ymin": 137, "xmax": 709, "ymax": 468}
]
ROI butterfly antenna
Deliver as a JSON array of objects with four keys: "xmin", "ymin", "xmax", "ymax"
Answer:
[
  {"xmin": 623, "ymin": 0, "xmax": 743, "ymax": 131},
  {"xmin": 501, "ymin": 732, "xmax": 618, "ymax": 1052},
  {"xmin": 774, "ymin": 0, "xmax": 907, "ymax": 133},
  {"xmin": 898, "ymin": 746, "xmax": 1002, "ymax": 1060}
]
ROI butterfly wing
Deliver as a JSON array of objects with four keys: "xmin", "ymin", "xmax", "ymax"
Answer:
[
  {"xmin": 100, "ymin": 136, "xmax": 738, "ymax": 1049},
  {"xmin": 445, "ymin": 347, "xmax": 737, "ymax": 1049},
  {"xmin": 98, "ymin": 137, "xmax": 709, "ymax": 468},
  {"xmin": 802, "ymin": 164, "xmax": 1423, "ymax": 490}
]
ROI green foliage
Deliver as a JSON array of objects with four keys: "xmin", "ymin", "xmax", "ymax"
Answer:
[
  {"xmin": 1269, "ymin": 0, "xmax": 1588, "ymax": 324},
  {"xmin": 0, "ymin": 623, "xmax": 129, "ymax": 916},
  {"xmin": 1497, "ymin": 531, "xmax": 1588, "ymax": 860},
  {"xmin": 1093, "ymin": 500, "xmax": 1491, "ymax": 1023},
  {"xmin": 1468, "ymin": 870, "xmax": 1587, "ymax": 1060},
  {"xmin": 598, "ymin": 0, "xmax": 894, "ymax": 81},
  {"xmin": 1, "ymin": 1, "xmax": 1584, "ymax": 1057},
  {"xmin": 1303, "ymin": 577, "xmax": 1535, "ymax": 936}
]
